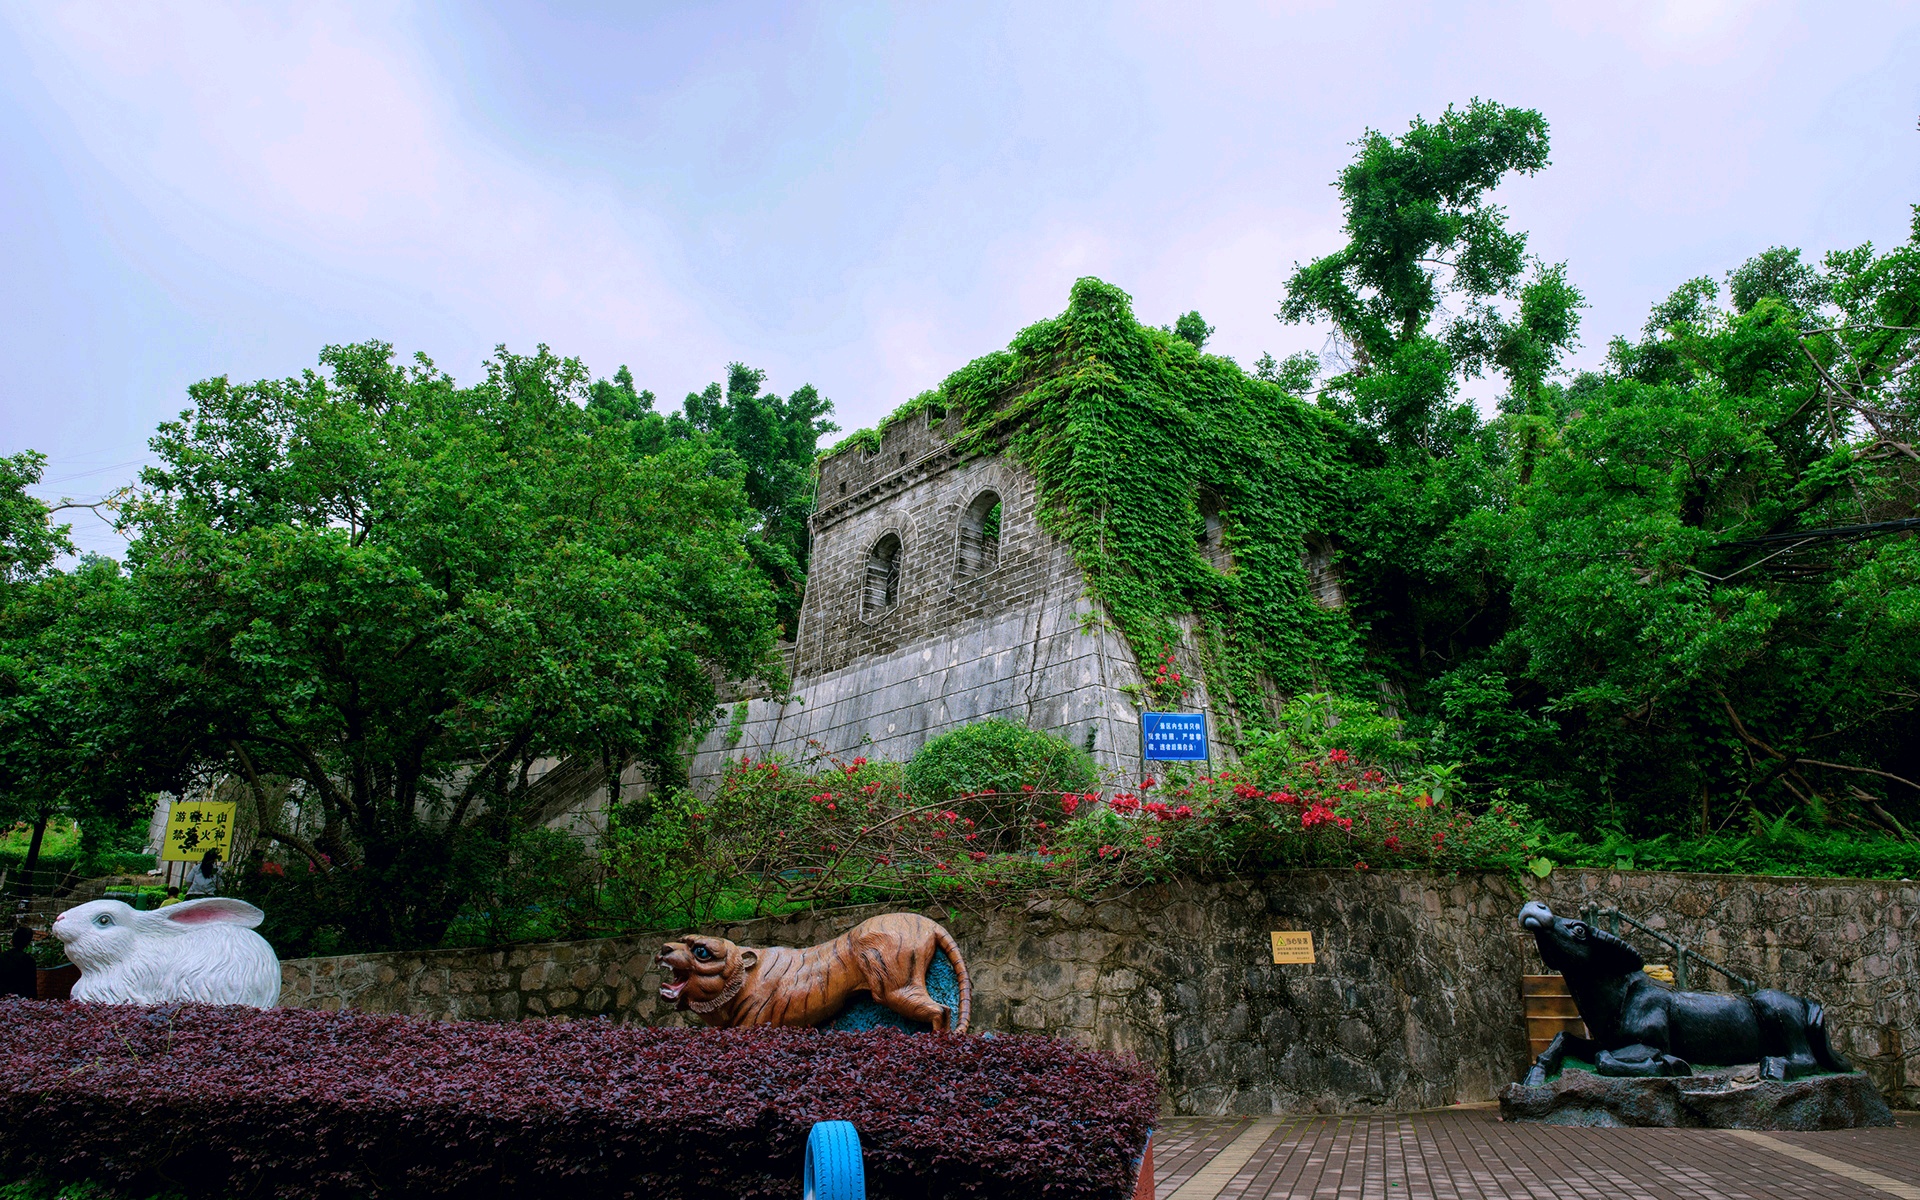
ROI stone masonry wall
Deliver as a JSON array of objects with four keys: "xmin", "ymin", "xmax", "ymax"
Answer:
[
  {"xmin": 687, "ymin": 412, "xmax": 1166, "ymax": 781},
  {"xmin": 277, "ymin": 870, "xmax": 1920, "ymax": 1113}
]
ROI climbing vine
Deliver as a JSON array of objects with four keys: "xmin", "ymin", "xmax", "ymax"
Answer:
[{"xmin": 917, "ymin": 277, "xmax": 1370, "ymax": 740}]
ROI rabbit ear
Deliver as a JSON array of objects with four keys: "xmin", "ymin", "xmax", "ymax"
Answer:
[{"xmin": 162, "ymin": 898, "xmax": 265, "ymax": 928}]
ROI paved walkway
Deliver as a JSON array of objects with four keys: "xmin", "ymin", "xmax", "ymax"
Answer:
[{"xmin": 1151, "ymin": 1109, "xmax": 1920, "ymax": 1200}]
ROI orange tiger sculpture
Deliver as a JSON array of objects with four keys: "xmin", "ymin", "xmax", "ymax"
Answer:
[{"xmin": 656, "ymin": 912, "xmax": 972, "ymax": 1033}]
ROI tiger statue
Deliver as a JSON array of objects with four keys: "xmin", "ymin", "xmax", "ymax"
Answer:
[{"xmin": 656, "ymin": 912, "xmax": 972, "ymax": 1033}]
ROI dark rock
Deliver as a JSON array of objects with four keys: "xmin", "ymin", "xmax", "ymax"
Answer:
[{"xmin": 1500, "ymin": 1065, "xmax": 1895, "ymax": 1129}]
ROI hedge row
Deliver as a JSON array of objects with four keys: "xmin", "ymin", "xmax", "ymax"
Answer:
[{"xmin": 0, "ymin": 1000, "xmax": 1157, "ymax": 1200}]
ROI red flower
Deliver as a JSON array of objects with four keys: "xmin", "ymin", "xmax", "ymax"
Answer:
[
  {"xmin": 1061, "ymin": 795, "xmax": 1080, "ymax": 815},
  {"xmin": 1142, "ymin": 835, "xmax": 1163, "ymax": 849},
  {"xmin": 1328, "ymin": 748, "xmax": 1351, "ymax": 765},
  {"xmin": 1384, "ymin": 835, "xmax": 1402, "ymax": 852}
]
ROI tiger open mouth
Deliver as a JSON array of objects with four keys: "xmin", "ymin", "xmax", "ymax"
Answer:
[{"xmin": 660, "ymin": 964, "xmax": 690, "ymax": 1003}]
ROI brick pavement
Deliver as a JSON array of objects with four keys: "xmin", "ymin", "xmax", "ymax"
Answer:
[{"xmin": 1149, "ymin": 1110, "xmax": 1920, "ymax": 1200}]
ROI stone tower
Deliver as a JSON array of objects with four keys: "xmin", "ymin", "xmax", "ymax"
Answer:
[{"xmin": 689, "ymin": 406, "xmax": 1166, "ymax": 782}]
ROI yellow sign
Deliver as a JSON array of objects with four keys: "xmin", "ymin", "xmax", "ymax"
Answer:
[
  {"xmin": 161, "ymin": 800, "xmax": 237, "ymax": 862},
  {"xmin": 1270, "ymin": 931, "xmax": 1315, "ymax": 964}
]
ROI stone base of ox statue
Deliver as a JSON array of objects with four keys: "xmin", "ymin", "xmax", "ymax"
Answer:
[{"xmin": 1500, "ymin": 1064, "xmax": 1893, "ymax": 1130}]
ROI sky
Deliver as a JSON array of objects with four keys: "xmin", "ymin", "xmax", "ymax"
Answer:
[{"xmin": 3, "ymin": 1, "xmax": 1918, "ymax": 558}]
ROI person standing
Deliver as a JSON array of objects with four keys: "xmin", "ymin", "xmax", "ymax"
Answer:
[
  {"xmin": 183, "ymin": 849, "xmax": 223, "ymax": 898},
  {"xmin": 1, "ymin": 926, "xmax": 37, "ymax": 999}
]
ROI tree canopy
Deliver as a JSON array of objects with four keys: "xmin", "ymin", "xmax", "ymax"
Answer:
[{"xmin": 104, "ymin": 342, "xmax": 783, "ymax": 947}]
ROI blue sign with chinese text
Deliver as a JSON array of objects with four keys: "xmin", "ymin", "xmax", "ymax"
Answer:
[{"xmin": 1142, "ymin": 712, "xmax": 1208, "ymax": 761}]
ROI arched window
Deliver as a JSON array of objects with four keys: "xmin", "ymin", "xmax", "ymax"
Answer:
[
  {"xmin": 957, "ymin": 491, "xmax": 1002, "ymax": 579},
  {"xmin": 864, "ymin": 533, "xmax": 902, "ymax": 615},
  {"xmin": 1303, "ymin": 536, "xmax": 1345, "ymax": 608},
  {"xmin": 1195, "ymin": 490, "xmax": 1232, "ymax": 571}
]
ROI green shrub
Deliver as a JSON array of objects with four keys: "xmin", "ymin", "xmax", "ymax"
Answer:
[
  {"xmin": 85, "ymin": 852, "xmax": 158, "ymax": 877},
  {"xmin": 905, "ymin": 719, "xmax": 1098, "ymax": 838}
]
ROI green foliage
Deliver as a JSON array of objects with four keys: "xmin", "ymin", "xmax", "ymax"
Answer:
[
  {"xmin": 1257, "ymin": 104, "xmax": 1920, "ymax": 848},
  {"xmin": 905, "ymin": 719, "xmax": 1097, "ymax": 804},
  {"xmin": 0, "ymin": 451, "xmax": 74, "ymax": 586},
  {"xmin": 1416, "ymin": 227, "xmax": 1920, "ymax": 836},
  {"xmin": 0, "ymin": 552, "xmax": 163, "ymax": 875},
  {"xmin": 1171, "ymin": 311, "xmax": 1214, "ymax": 350},
  {"xmin": 0, "ymin": 1175, "xmax": 181, "ymax": 1200},
  {"xmin": 442, "ymin": 825, "xmax": 602, "ymax": 948},
  {"xmin": 940, "ymin": 277, "xmax": 1367, "ymax": 736},
  {"xmin": 1281, "ymin": 99, "xmax": 1581, "ymax": 427},
  {"xmin": 904, "ymin": 719, "xmax": 1098, "ymax": 839},
  {"xmin": 112, "ymin": 340, "xmax": 784, "ymax": 951},
  {"xmin": 0, "ymin": 818, "xmax": 79, "ymax": 878},
  {"xmin": 668, "ymin": 363, "xmax": 838, "ymax": 635},
  {"xmin": 1258, "ymin": 692, "xmax": 1419, "ymax": 770},
  {"xmin": 1536, "ymin": 810, "xmax": 1920, "ymax": 880}
]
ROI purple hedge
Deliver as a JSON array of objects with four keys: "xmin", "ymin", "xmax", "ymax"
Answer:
[{"xmin": 0, "ymin": 999, "xmax": 1157, "ymax": 1200}]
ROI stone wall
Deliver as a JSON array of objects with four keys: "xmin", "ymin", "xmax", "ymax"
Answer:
[
  {"xmin": 277, "ymin": 869, "xmax": 1920, "ymax": 1113},
  {"xmin": 688, "ymin": 414, "xmax": 1165, "ymax": 782}
]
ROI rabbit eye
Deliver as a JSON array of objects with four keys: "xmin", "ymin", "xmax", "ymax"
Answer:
[
  {"xmin": 93, "ymin": 914, "xmax": 113, "ymax": 927},
  {"xmin": 1570, "ymin": 924, "xmax": 1588, "ymax": 940}
]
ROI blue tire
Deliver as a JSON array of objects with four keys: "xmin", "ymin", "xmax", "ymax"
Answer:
[{"xmin": 804, "ymin": 1120, "xmax": 865, "ymax": 1200}]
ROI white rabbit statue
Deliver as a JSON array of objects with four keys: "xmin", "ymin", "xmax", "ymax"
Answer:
[{"xmin": 52, "ymin": 897, "xmax": 282, "ymax": 1008}]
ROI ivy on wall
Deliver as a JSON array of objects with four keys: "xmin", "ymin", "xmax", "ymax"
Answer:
[{"xmin": 829, "ymin": 277, "xmax": 1370, "ymax": 739}]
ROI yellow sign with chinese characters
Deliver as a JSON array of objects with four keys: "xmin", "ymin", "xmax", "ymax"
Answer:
[
  {"xmin": 1270, "ymin": 931, "xmax": 1315, "ymax": 964},
  {"xmin": 161, "ymin": 800, "xmax": 237, "ymax": 862}
]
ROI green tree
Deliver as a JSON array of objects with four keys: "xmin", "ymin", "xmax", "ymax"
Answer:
[
  {"xmin": 1432, "ymin": 219, "xmax": 1920, "ymax": 835},
  {"xmin": 1276, "ymin": 101, "xmax": 1585, "ymax": 694},
  {"xmin": 111, "ymin": 341, "xmax": 783, "ymax": 949},
  {"xmin": 671, "ymin": 363, "xmax": 837, "ymax": 635},
  {"xmin": 0, "ymin": 451, "xmax": 73, "ymax": 585},
  {"xmin": 1281, "ymin": 98, "xmax": 1583, "ymax": 444},
  {"xmin": 0, "ymin": 459, "xmax": 158, "ymax": 896}
]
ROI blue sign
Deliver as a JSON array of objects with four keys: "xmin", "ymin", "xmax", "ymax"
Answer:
[{"xmin": 1142, "ymin": 711, "xmax": 1208, "ymax": 761}]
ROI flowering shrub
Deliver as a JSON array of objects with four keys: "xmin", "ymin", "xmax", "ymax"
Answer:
[
  {"xmin": 1050, "ymin": 750, "xmax": 1537, "ymax": 881},
  {"xmin": 599, "ymin": 725, "xmax": 1536, "ymax": 926},
  {"xmin": 0, "ymin": 1001, "xmax": 1157, "ymax": 1200}
]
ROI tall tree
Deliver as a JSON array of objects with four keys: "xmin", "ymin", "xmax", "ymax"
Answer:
[
  {"xmin": 112, "ymin": 342, "xmax": 783, "ymax": 949},
  {"xmin": 1434, "ymin": 218, "xmax": 1920, "ymax": 835},
  {"xmin": 1281, "ymin": 98, "xmax": 1584, "ymax": 447},
  {"xmin": 1278, "ymin": 100, "xmax": 1586, "ymax": 694},
  {"xmin": 672, "ymin": 363, "xmax": 837, "ymax": 635},
  {"xmin": 0, "ymin": 456, "xmax": 154, "ymax": 896}
]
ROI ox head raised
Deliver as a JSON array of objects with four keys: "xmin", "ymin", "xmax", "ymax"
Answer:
[{"xmin": 1519, "ymin": 900, "xmax": 1644, "ymax": 980}]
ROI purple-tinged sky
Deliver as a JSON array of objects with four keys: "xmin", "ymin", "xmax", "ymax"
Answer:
[{"xmin": 4, "ymin": 2, "xmax": 1917, "ymax": 557}]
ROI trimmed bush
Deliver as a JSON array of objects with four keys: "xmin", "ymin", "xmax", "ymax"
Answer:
[
  {"xmin": 0, "ymin": 1001, "xmax": 1157, "ymax": 1200},
  {"xmin": 907, "ymin": 720, "xmax": 1097, "ymax": 804}
]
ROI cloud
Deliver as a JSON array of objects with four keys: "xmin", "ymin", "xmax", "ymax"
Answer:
[{"xmin": 7, "ymin": 1, "xmax": 715, "ymax": 379}]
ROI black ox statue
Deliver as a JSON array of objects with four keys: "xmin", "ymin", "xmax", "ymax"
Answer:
[{"xmin": 1519, "ymin": 900, "xmax": 1851, "ymax": 1085}]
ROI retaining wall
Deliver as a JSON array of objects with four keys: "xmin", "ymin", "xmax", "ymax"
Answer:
[{"xmin": 277, "ymin": 869, "xmax": 1920, "ymax": 1113}]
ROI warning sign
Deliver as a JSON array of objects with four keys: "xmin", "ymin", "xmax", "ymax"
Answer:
[
  {"xmin": 161, "ymin": 800, "xmax": 237, "ymax": 862},
  {"xmin": 1270, "ymin": 931, "xmax": 1315, "ymax": 964}
]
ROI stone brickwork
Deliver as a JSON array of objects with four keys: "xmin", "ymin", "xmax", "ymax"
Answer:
[
  {"xmin": 686, "ymin": 410, "xmax": 1179, "ymax": 782},
  {"xmin": 277, "ymin": 869, "xmax": 1920, "ymax": 1113}
]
